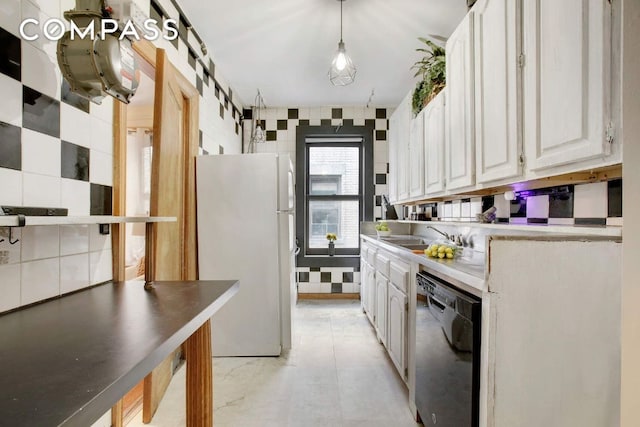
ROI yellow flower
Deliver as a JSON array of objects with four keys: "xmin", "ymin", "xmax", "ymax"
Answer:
[{"xmin": 326, "ymin": 233, "xmax": 338, "ymax": 242}]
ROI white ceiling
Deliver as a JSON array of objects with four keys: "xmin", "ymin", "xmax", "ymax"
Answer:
[{"xmin": 176, "ymin": 0, "xmax": 468, "ymax": 108}]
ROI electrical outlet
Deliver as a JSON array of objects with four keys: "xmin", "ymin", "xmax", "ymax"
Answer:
[{"xmin": 0, "ymin": 227, "xmax": 21, "ymax": 264}]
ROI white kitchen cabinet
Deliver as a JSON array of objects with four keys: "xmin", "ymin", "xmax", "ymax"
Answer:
[
  {"xmin": 367, "ymin": 265, "xmax": 376, "ymax": 323},
  {"xmin": 388, "ymin": 114, "xmax": 399, "ymax": 204},
  {"xmin": 473, "ymin": 0, "xmax": 522, "ymax": 184},
  {"xmin": 445, "ymin": 11, "xmax": 476, "ymax": 191},
  {"xmin": 485, "ymin": 238, "xmax": 621, "ymax": 427},
  {"xmin": 409, "ymin": 109, "xmax": 425, "ymax": 199},
  {"xmin": 387, "ymin": 282, "xmax": 408, "ymax": 381},
  {"xmin": 360, "ymin": 255, "xmax": 368, "ymax": 312},
  {"xmin": 522, "ymin": 0, "xmax": 612, "ymax": 172},
  {"xmin": 423, "ymin": 90, "xmax": 447, "ymax": 196},
  {"xmin": 375, "ymin": 272, "xmax": 388, "ymax": 347},
  {"xmin": 389, "ymin": 91, "xmax": 412, "ymax": 203}
]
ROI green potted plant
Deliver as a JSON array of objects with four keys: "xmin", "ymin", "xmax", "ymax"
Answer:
[{"xmin": 411, "ymin": 38, "xmax": 446, "ymax": 116}]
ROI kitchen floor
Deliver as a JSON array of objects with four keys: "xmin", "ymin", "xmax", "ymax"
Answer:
[{"xmin": 128, "ymin": 300, "xmax": 420, "ymax": 427}]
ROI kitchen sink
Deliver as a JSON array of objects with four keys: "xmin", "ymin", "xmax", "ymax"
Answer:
[
  {"xmin": 380, "ymin": 237, "xmax": 428, "ymax": 245},
  {"xmin": 397, "ymin": 243, "xmax": 431, "ymax": 250}
]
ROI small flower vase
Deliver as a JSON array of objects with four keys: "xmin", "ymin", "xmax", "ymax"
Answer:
[{"xmin": 328, "ymin": 241, "xmax": 335, "ymax": 256}]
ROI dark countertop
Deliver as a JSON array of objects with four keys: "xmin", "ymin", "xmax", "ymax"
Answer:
[{"xmin": 0, "ymin": 280, "xmax": 239, "ymax": 427}]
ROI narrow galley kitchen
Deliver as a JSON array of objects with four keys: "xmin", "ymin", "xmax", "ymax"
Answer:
[{"xmin": 129, "ymin": 300, "xmax": 420, "ymax": 427}]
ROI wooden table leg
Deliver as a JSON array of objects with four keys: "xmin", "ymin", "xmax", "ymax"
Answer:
[
  {"xmin": 184, "ymin": 319, "xmax": 213, "ymax": 426},
  {"xmin": 111, "ymin": 399, "xmax": 123, "ymax": 427}
]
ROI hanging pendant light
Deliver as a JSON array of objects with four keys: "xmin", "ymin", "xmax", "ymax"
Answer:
[
  {"xmin": 329, "ymin": 0, "xmax": 356, "ymax": 86},
  {"xmin": 248, "ymin": 90, "xmax": 266, "ymax": 153}
]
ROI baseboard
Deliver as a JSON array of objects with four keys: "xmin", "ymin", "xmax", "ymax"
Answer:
[{"xmin": 298, "ymin": 293, "xmax": 361, "ymax": 300}]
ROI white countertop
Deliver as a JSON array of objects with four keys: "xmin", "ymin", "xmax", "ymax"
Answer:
[
  {"xmin": 394, "ymin": 220, "xmax": 623, "ymax": 237},
  {"xmin": 361, "ymin": 234, "xmax": 486, "ymax": 295}
]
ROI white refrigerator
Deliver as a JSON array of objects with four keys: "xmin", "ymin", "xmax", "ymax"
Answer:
[{"xmin": 196, "ymin": 153, "xmax": 296, "ymax": 356}]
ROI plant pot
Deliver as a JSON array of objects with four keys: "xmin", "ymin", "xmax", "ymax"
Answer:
[
  {"xmin": 328, "ymin": 241, "xmax": 335, "ymax": 256},
  {"xmin": 377, "ymin": 230, "xmax": 392, "ymax": 238}
]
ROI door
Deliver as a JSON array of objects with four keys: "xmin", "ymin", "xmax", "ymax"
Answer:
[
  {"xmin": 375, "ymin": 274, "xmax": 388, "ymax": 347},
  {"xmin": 446, "ymin": 12, "xmax": 476, "ymax": 191},
  {"xmin": 474, "ymin": 0, "xmax": 522, "ymax": 183},
  {"xmin": 424, "ymin": 91, "xmax": 446, "ymax": 196},
  {"xmin": 388, "ymin": 282, "xmax": 407, "ymax": 380},
  {"xmin": 523, "ymin": 0, "xmax": 611, "ymax": 171},
  {"xmin": 145, "ymin": 47, "xmax": 200, "ymax": 422},
  {"xmin": 409, "ymin": 109, "xmax": 425, "ymax": 199}
]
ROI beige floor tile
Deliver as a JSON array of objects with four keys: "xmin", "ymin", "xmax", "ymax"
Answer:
[{"xmin": 127, "ymin": 300, "xmax": 420, "ymax": 427}]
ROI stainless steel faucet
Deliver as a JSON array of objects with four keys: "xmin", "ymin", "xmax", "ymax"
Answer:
[{"xmin": 426, "ymin": 225, "xmax": 452, "ymax": 241}]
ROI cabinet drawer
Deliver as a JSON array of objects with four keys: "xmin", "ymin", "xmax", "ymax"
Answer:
[
  {"xmin": 390, "ymin": 260, "xmax": 410, "ymax": 294},
  {"xmin": 376, "ymin": 252, "xmax": 391, "ymax": 278}
]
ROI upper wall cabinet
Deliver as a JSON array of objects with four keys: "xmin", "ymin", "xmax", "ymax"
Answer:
[
  {"xmin": 424, "ymin": 91, "xmax": 446, "ymax": 196},
  {"xmin": 388, "ymin": 114, "xmax": 399, "ymax": 204},
  {"xmin": 409, "ymin": 108, "xmax": 425, "ymax": 199},
  {"xmin": 473, "ymin": 0, "xmax": 522, "ymax": 184},
  {"xmin": 522, "ymin": 0, "xmax": 612, "ymax": 171},
  {"xmin": 389, "ymin": 91, "xmax": 412, "ymax": 204},
  {"xmin": 445, "ymin": 11, "xmax": 476, "ymax": 192}
]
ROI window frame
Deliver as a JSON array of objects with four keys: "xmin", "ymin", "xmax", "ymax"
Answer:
[
  {"xmin": 305, "ymin": 142, "xmax": 362, "ymax": 256},
  {"xmin": 295, "ymin": 123, "xmax": 375, "ymax": 269}
]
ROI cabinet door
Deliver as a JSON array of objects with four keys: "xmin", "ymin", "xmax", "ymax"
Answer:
[
  {"xmin": 387, "ymin": 282, "xmax": 407, "ymax": 380},
  {"xmin": 446, "ymin": 12, "xmax": 476, "ymax": 191},
  {"xmin": 360, "ymin": 257, "xmax": 367, "ymax": 312},
  {"xmin": 389, "ymin": 96, "xmax": 411, "ymax": 203},
  {"xmin": 523, "ymin": 0, "xmax": 611, "ymax": 171},
  {"xmin": 409, "ymin": 110, "xmax": 425, "ymax": 199},
  {"xmin": 424, "ymin": 91, "xmax": 446, "ymax": 196},
  {"xmin": 375, "ymin": 274, "xmax": 388, "ymax": 347},
  {"xmin": 474, "ymin": 0, "xmax": 522, "ymax": 183},
  {"xmin": 388, "ymin": 115, "xmax": 398, "ymax": 204},
  {"xmin": 395, "ymin": 92, "xmax": 412, "ymax": 202},
  {"xmin": 366, "ymin": 266, "xmax": 376, "ymax": 324}
]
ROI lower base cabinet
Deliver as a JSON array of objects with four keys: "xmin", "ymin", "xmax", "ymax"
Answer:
[
  {"xmin": 387, "ymin": 282, "xmax": 408, "ymax": 380},
  {"xmin": 361, "ymin": 239, "xmax": 411, "ymax": 384},
  {"xmin": 375, "ymin": 275, "xmax": 388, "ymax": 347}
]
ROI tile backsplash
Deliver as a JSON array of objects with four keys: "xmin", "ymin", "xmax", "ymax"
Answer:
[{"xmin": 474, "ymin": 180, "xmax": 623, "ymax": 226}]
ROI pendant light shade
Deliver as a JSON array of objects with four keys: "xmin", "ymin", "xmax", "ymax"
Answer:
[{"xmin": 329, "ymin": 0, "xmax": 356, "ymax": 86}]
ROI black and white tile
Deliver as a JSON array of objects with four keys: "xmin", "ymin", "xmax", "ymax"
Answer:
[
  {"xmin": 465, "ymin": 180, "xmax": 623, "ymax": 226},
  {"xmin": 296, "ymin": 266, "xmax": 361, "ymax": 294},
  {"xmin": 248, "ymin": 107, "xmax": 393, "ymax": 294}
]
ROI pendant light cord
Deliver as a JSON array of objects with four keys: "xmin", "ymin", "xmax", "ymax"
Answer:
[{"xmin": 340, "ymin": 0, "xmax": 343, "ymax": 42}]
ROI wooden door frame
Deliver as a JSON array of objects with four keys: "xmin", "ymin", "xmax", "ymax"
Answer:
[{"xmin": 111, "ymin": 39, "xmax": 200, "ymax": 425}]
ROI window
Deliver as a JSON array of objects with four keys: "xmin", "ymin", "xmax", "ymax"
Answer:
[
  {"xmin": 295, "ymin": 122, "xmax": 374, "ymax": 267},
  {"xmin": 305, "ymin": 142, "xmax": 362, "ymax": 255}
]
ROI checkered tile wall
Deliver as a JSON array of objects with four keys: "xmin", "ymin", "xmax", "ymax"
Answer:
[
  {"xmin": 431, "ymin": 181, "xmax": 623, "ymax": 227},
  {"xmin": 244, "ymin": 107, "xmax": 394, "ymax": 294}
]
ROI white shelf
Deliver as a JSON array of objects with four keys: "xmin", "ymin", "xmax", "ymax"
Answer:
[
  {"xmin": 394, "ymin": 220, "xmax": 622, "ymax": 238},
  {"xmin": 0, "ymin": 216, "xmax": 176, "ymax": 227}
]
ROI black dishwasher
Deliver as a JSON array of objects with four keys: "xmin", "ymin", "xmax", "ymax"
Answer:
[{"xmin": 415, "ymin": 271, "xmax": 481, "ymax": 427}]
